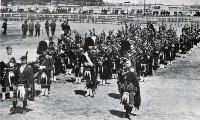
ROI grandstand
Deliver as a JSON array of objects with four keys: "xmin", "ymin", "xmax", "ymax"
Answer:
[{"xmin": 1, "ymin": 0, "xmax": 104, "ymax": 6}]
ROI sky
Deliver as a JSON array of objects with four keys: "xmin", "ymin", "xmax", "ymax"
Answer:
[{"xmin": 104, "ymin": 0, "xmax": 200, "ymax": 5}]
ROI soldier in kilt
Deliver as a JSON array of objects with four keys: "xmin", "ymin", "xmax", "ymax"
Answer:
[
  {"xmin": 180, "ymin": 33, "xmax": 187, "ymax": 58},
  {"xmin": 38, "ymin": 52, "xmax": 54, "ymax": 96},
  {"xmin": 101, "ymin": 55, "xmax": 112, "ymax": 85},
  {"xmin": 152, "ymin": 49, "xmax": 159, "ymax": 75},
  {"xmin": 83, "ymin": 50, "xmax": 96, "ymax": 97},
  {"xmin": 139, "ymin": 53, "xmax": 148, "ymax": 81},
  {"xmin": 117, "ymin": 60, "xmax": 141, "ymax": 119},
  {"xmin": 64, "ymin": 49, "xmax": 75, "ymax": 75},
  {"xmin": 1, "ymin": 46, "xmax": 17, "ymax": 100},
  {"xmin": 74, "ymin": 50, "xmax": 84, "ymax": 84},
  {"xmin": 159, "ymin": 49, "xmax": 166, "ymax": 68},
  {"xmin": 10, "ymin": 55, "xmax": 34, "ymax": 114}
]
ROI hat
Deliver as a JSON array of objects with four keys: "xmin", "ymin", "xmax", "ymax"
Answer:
[
  {"xmin": 20, "ymin": 56, "xmax": 27, "ymax": 60},
  {"xmin": 6, "ymin": 46, "xmax": 12, "ymax": 50}
]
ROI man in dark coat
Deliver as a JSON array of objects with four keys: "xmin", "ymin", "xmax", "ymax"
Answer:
[
  {"xmin": 61, "ymin": 20, "xmax": 71, "ymax": 37},
  {"xmin": 50, "ymin": 20, "xmax": 56, "ymax": 37},
  {"xmin": 35, "ymin": 21, "xmax": 41, "ymax": 37},
  {"xmin": 2, "ymin": 19, "xmax": 7, "ymax": 35},
  {"xmin": 45, "ymin": 20, "xmax": 50, "ymax": 37},
  {"xmin": 22, "ymin": 20, "xmax": 28, "ymax": 38},
  {"xmin": 10, "ymin": 55, "xmax": 34, "ymax": 114},
  {"xmin": 117, "ymin": 60, "xmax": 141, "ymax": 118}
]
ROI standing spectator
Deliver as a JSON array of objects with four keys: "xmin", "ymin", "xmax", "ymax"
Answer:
[
  {"xmin": 29, "ymin": 20, "xmax": 34, "ymax": 37},
  {"xmin": 22, "ymin": 20, "xmax": 28, "ymax": 38},
  {"xmin": 50, "ymin": 20, "xmax": 56, "ymax": 37},
  {"xmin": 2, "ymin": 19, "xmax": 7, "ymax": 35},
  {"xmin": 61, "ymin": 19, "xmax": 71, "ymax": 37},
  {"xmin": 35, "ymin": 21, "xmax": 41, "ymax": 37},
  {"xmin": 45, "ymin": 20, "xmax": 50, "ymax": 37}
]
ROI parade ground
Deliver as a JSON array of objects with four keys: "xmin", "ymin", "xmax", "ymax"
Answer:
[{"xmin": 0, "ymin": 21, "xmax": 200, "ymax": 120}]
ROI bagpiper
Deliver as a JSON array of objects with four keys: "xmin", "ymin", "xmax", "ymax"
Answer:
[
  {"xmin": 1, "ymin": 46, "xmax": 16, "ymax": 100},
  {"xmin": 37, "ymin": 52, "xmax": 54, "ymax": 96},
  {"xmin": 10, "ymin": 55, "xmax": 34, "ymax": 114},
  {"xmin": 117, "ymin": 59, "xmax": 141, "ymax": 119},
  {"xmin": 74, "ymin": 49, "xmax": 84, "ymax": 84},
  {"xmin": 83, "ymin": 37, "xmax": 96, "ymax": 97}
]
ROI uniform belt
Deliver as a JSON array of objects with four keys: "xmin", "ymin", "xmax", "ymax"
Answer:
[{"xmin": 18, "ymin": 84, "xmax": 24, "ymax": 86}]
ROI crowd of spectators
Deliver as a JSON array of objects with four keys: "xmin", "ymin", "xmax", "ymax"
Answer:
[
  {"xmin": 0, "ymin": 7, "xmax": 195, "ymax": 17},
  {"xmin": 1, "ymin": 8, "xmax": 13, "ymax": 13}
]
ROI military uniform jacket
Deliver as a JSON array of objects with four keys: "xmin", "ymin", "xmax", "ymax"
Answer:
[{"xmin": 15, "ymin": 64, "xmax": 34, "ymax": 88}]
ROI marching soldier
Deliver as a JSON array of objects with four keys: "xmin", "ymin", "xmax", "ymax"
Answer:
[
  {"xmin": 117, "ymin": 60, "xmax": 141, "ymax": 119},
  {"xmin": 10, "ymin": 55, "xmax": 34, "ymax": 114},
  {"xmin": 74, "ymin": 49, "xmax": 84, "ymax": 84},
  {"xmin": 38, "ymin": 52, "xmax": 54, "ymax": 96},
  {"xmin": 83, "ymin": 50, "xmax": 96, "ymax": 97},
  {"xmin": 152, "ymin": 49, "xmax": 160, "ymax": 75},
  {"xmin": 64, "ymin": 48, "xmax": 75, "ymax": 75},
  {"xmin": 101, "ymin": 55, "xmax": 112, "ymax": 85},
  {"xmin": 180, "ymin": 32, "xmax": 187, "ymax": 58},
  {"xmin": 1, "ymin": 46, "xmax": 16, "ymax": 100},
  {"xmin": 82, "ymin": 36, "xmax": 97, "ymax": 97},
  {"xmin": 140, "ymin": 53, "xmax": 148, "ymax": 81}
]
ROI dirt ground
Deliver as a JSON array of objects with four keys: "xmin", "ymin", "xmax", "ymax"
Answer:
[{"xmin": 1, "ymin": 22, "xmax": 200, "ymax": 120}]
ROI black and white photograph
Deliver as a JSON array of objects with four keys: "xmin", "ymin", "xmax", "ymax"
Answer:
[{"xmin": 0, "ymin": 0, "xmax": 200, "ymax": 120}]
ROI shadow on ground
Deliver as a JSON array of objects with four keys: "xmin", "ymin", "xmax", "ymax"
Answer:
[
  {"xmin": 109, "ymin": 110, "xmax": 125, "ymax": 118},
  {"xmin": 35, "ymin": 90, "xmax": 41, "ymax": 97},
  {"xmin": 109, "ymin": 109, "xmax": 137, "ymax": 119},
  {"xmin": 108, "ymin": 93, "xmax": 121, "ymax": 99},
  {"xmin": 10, "ymin": 106, "xmax": 33, "ymax": 114},
  {"xmin": 74, "ymin": 90, "xmax": 87, "ymax": 96}
]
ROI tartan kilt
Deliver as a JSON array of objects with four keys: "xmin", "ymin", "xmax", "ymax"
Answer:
[
  {"xmin": 119, "ymin": 84, "xmax": 137, "ymax": 105},
  {"xmin": 39, "ymin": 72, "xmax": 51, "ymax": 86},
  {"xmin": 74, "ymin": 67, "xmax": 82, "ymax": 77},
  {"xmin": 2, "ymin": 71, "xmax": 15, "ymax": 87}
]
